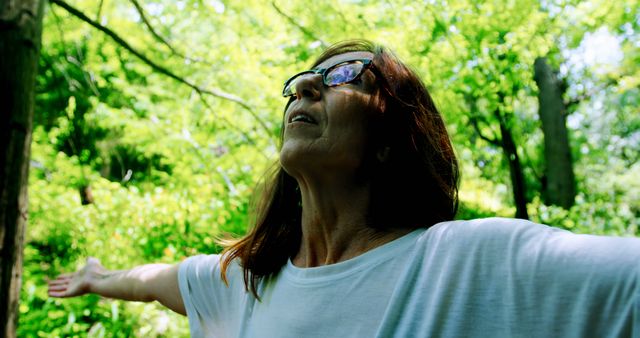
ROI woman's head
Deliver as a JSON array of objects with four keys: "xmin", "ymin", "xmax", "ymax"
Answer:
[
  {"xmin": 280, "ymin": 50, "xmax": 382, "ymax": 183},
  {"xmin": 221, "ymin": 40, "xmax": 459, "ymax": 297},
  {"xmin": 281, "ymin": 39, "xmax": 459, "ymax": 228}
]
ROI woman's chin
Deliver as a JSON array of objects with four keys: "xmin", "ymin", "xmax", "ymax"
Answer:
[{"xmin": 279, "ymin": 146, "xmax": 314, "ymax": 176}]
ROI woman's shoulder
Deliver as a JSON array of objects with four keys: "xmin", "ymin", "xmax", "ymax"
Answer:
[
  {"xmin": 178, "ymin": 253, "xmax": 250, "ymax": 297},
  {"xmin": 428, "ymin": 216, "xmax": 640, "ymax": 245},
  {"xmin": 180, "ymin": 253, "xmax": 222, "ymax": 270},
  {"xmin": 432, "ymin": 216, "xmax": 557, "ymax": 230},
  {"xmin": 179, "ymin": 253, "xmax": 243, "ymax": 282},
  {"xmin": 418, "ymin": 217, "xmax": 640, "ymax": 272},
  {"xmin": 421, "ymin": 217, "xmax": 564, "ymax": 244}
]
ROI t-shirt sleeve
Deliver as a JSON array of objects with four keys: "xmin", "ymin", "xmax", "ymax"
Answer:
[
  {"xmin": 178, "ymin": 254, "xmax": 225, "ymax": 338},
  {"xmin": 178, "ymin": 254, "xmax": 255, "ymax": 338},
  {"xmin": 525, "ymin": 220, "xmax": 640, "ymax": 337},
  {"xmin": 455, "ymin": 218, "xmax": 640, "ymax": 336}
]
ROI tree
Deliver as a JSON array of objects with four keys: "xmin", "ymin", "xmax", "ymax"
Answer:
[
  {"xmin": 534, "ymin": 56, "xmax": 576, "ymax": 209},
  {"xmin": 445, "ymin": 0, "xmax": 550, "ymax": 220},
  {"xmin": 0, "ymin": 0, "xmax": 45, "ymax": 337}
]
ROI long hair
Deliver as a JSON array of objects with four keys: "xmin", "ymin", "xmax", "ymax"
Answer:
[{"xmin": 220, "ymin": 39, "xmax": 459, "ymax": 298}]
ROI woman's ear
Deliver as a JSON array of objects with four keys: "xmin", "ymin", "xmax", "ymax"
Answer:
[{"xmin": 376, "ymin": 146, "xmax": 391, "ymax": 163}]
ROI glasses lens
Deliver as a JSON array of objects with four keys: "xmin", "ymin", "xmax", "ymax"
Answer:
[
  {"xmin": 325, "ymin": 61, "xmax": 364, "ymax": 87},
  {"xmin": 283, "ymin": 71, "xmax": 313, "ymax": 97},
  {"xmin": 282, "ymin": 60, "xmax": 369, "ymax": 97},
  {"xmin": 283, "ymin": 78, "xmax": 296, "ymax": 97}
]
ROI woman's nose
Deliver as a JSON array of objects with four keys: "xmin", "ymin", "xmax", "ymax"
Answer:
[{"xmin": 294, "ymin": 73, "xmax": 322, "ymax": 100}]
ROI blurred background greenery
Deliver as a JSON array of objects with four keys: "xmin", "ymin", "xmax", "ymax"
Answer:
[{"xmin": 22, "ymin": 0, "xmax": 638, "ymax": 336}]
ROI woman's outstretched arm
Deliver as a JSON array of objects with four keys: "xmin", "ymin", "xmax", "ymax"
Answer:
[{"xmin": 48, "ymin": 257, "xmax": 186, "ymax": 315}]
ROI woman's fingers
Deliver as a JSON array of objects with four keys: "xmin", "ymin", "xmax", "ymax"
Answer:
[
  {"xmin": 49, "ymin": 274, "xmax": 74, "ymax": 282},
  {"xmin": 48, "ymin": 284, "xmax": 68, "ymax": 292},
  {"xmin": 49, "ymin": 290, "xmax": 70, "ymax": 298},
  {"xmin": 48, "ymin": 259, "xmax": 98, "ymax": 298},
  {"xmin": 47, "ymin": 278, "xmax": 67, "ymax": 286},
  {"xmin": 48, "ymin": 271, "xmax": 80, "ymax": 297},
  {"xmin": 48, "ymin": 281, "xmax": 70, "ymax": 297}
]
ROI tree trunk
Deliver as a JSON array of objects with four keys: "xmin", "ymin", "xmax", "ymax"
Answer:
[
  {"xmin": 534, "ymin": 57, "xmax": 576, "ymax": 209},
  {"xmin": 495, "ymin": 110, "xmax": 529, "ymax": 219},
  {"xmin": 0, "ymin": 0, "xmax": 44, "ymax": 337}
]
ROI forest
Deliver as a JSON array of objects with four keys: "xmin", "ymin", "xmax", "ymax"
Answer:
[{"xmin": 1, "ymin": 0, "xmax": 638, "ymax": 336}]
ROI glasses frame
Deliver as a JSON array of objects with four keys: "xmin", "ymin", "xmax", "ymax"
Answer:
[{"xmin": 282, "ymin": 58, "xmax": 373, "ymax": 97}]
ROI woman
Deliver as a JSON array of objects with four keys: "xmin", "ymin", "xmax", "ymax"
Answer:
[{"xmin": 49, "ymin": 40, "xmax": 640, "ymax": 337}]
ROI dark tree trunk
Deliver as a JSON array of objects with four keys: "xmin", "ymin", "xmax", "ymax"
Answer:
[
  {"xmin": 534, "ymin": 57, "xmax": 576, "ymax": 209},
  {"xmin": 495, "ymin": 110, "xmax": 529, "ymax": 219},
  {"xmin": 0, "ymin": 0, "xmax": 44, "ymax": 337}
]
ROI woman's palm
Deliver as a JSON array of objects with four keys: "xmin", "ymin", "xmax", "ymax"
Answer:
[{"xmin": 48, "ymin": 257, "xmax": 103, "ymax": 298}]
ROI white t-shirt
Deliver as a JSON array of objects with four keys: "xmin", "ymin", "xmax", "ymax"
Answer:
[{"xmin": 178, "ymin": 218, "xmax": 640, "ymax": 337}]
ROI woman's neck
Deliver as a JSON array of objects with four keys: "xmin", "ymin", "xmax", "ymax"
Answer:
[{"xmin": 291, "ymin": 177, "xmax": 411, "ymax": 268}]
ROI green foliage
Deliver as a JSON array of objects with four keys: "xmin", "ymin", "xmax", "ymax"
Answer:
[
  {"xmin": 23, "ymin": 128, "xmax": 250, "ymax": 336},
  {"xmin": 21, "ymin": 0, "xmax": 639, "ymax": 336}
]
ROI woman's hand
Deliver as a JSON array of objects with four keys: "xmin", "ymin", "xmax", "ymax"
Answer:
[
  {"xmin": 48, "ymin": 257, "xmax": 105, "ymax": 298},
  {"xmin": 47, "ymin": 257, "xmax": 185, "ymax": 315}
]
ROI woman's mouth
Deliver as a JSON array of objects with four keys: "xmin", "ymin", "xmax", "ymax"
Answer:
[{"xmin": 288, "ymin": 111, "xmax": 317, "ymax": 124}]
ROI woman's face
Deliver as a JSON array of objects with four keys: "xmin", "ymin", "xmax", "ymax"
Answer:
[{"xmin": 280, "ymin": 51, "xmax": 381, "ymax": 180}]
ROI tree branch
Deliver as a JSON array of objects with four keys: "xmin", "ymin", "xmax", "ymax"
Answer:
[
  {"xmin": 271, "ymin": 2, "xmax": 327, "ymax": 48},
  {"xmin": 562, "ymin": 72, "xmax": 622, "ymax": 115},
  {"xmin": 49, "ymin": 0, "xmax": 272, "ymax": 137},
  {"xmin": 518, "ymin": 143, "xmax": 542, "ymax": 182},
  {"xmin": 460, "ymin": 91, "xmax": 501, "ymax": 146},
  {"xmin": 563, "ymin": 82, "xmax": 612, "ymax": 113},
  {"xmin": 50, "ymin": 6, "xmax": 100, "ymax": 97},
  {"xmin": 95, "ymin": 0, "xmax": 103, "ymax": 21},
  {"xmin": 468, "ymin": 115, "xmax": 501, "ymax": 146},
  {"xmin": 128, "ymin": 0, "xmax": 198, "ymax": 62}
]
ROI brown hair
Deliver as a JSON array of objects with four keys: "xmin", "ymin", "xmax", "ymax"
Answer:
[{"xmin": 220, "ymin": 39, "xmax": 459, "ymax": 298}]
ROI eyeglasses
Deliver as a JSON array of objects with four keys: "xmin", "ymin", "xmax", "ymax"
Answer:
[{"xmin": 282, "ymin": 59, "xmax": 373, "ymax": 97}]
